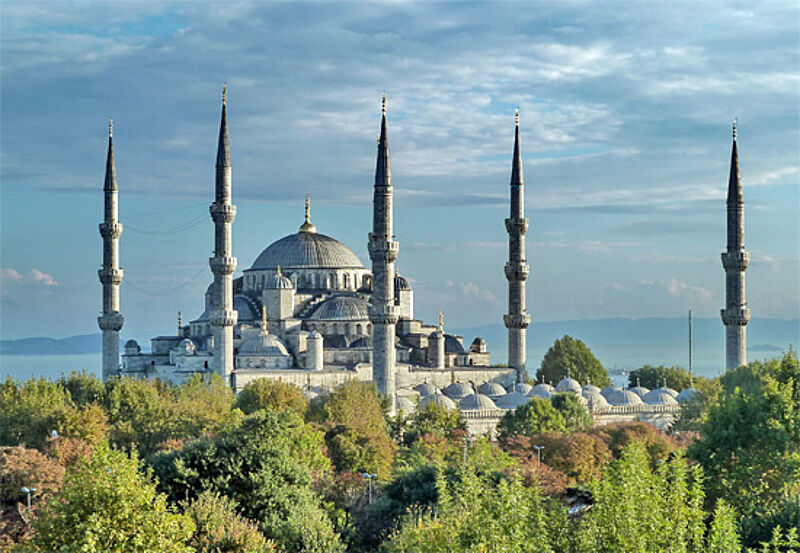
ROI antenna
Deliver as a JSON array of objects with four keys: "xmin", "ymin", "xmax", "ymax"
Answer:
[{"xmin": 688, "ymin": 309, "xmax": 693, "ymax": 379}]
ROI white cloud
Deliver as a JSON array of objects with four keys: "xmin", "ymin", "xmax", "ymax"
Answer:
[{"xmin": 0, "ymin": 268, "xmax": 59, "ymax": 294}]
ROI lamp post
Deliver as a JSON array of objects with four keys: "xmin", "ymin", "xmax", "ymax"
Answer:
[
  {"xmin": 362, "ymin": 473, "xmax": 377, "ymax": 504},
  {"xmin": 20, "ymin": 487, "xmax": 36, "ymax": 511},
  {"xmin": 462, "ymin": 436, "xmax": 473, "ymax": 465},
  {"xmin": 532, "ymin": 445, "xmax": 544, "ymax": 466}
]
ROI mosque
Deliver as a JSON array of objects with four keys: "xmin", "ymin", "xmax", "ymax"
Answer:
[{"xmin": 98, "ymin": 90, "xmax": 743, "ymax": 432}]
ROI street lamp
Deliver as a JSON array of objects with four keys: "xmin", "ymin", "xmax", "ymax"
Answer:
[
  {"xmin": 20, "ymin": 487, "xmax": 36, "ymax": 511},
  {"xmin": 532, "ymin": 445, "xmax": 544, "ymax": 466},
  {"xmin": 462, "ymin": 437, "xmax": 474, "ymax": 465},
  {"xmin": 362, "ymin": 473, "xmax": 377, "ymax": 504}
]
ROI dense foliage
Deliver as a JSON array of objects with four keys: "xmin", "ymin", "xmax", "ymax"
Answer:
[
  {"xmin": 1, "ymin": 359, "xmax": 797, "ymax": 552},
  {"xmin": 536, "ymin": 335, "xmax": 611, "ymax": 388}
]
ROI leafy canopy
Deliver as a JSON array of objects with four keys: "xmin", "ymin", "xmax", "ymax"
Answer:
[{"xmin": 536, "ymin": 335, "xmax": 611, "ymax": 388}]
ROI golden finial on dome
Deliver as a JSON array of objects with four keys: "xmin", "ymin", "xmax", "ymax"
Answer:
[
  {"xmin": 299, "ymin": 194, "xmax": 317, "ymax": 233},
  {"xmin": 276, "ymin": 264, "xmax": 282, "ymax": 277},
  {"xmin": 438, "ymin": 310, "xmax": 443, "ymax": 332}
]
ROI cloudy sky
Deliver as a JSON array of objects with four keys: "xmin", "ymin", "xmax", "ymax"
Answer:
[{"xmin": 1, "ymin": 1, "xmax": 798, "ymax": 346}]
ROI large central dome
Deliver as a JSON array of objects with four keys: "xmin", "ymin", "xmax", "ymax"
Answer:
[{"xmin": 249, "ymin": 232, "xmax": 365, "ymax": 270}]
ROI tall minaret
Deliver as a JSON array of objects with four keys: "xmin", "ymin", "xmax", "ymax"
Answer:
[
  {"xmin": 368, "ymin": 94, "xmax": 399, "ymax": 415},
  {"xmin": 503, "ymin": 110, "xmax": 531, "ymax": 383},
  {"xmin": 721, "ymin": 119, "xmax": 750, "ymax": 370},
  {"xmin": 209, "ymin": 86, "xmax": 238, "ymax": 380},
  {"xmin": 98, "ymin": 119, "xmax": 124, "ymax": 381}
]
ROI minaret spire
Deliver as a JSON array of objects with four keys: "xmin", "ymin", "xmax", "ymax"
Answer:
[
  {"xmin": 504, "ymin": 109, "xmax": 531, "ymax": 383},
  {"xmin": 209, "ymin": 85, "xmax": 238, "ymax": 380},
  {"xmin": 721, "ymin": 118, "xmax": 750, "ymax": 369},
  {"xmin": 98, "ymin": 118, "xmax": 124, "ymax": 381},
  {"xmin": 368, "ymin": 93, "xmax": 399, "ymax": 415}
]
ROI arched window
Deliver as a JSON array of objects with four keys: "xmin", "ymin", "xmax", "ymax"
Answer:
[
  {"xmin": 343, "ymin": 273, "xmax": 349, "ymax": 289},
  {"xmin": 356, "ymin": 323, "xmax": 363, "ymax": 335}
]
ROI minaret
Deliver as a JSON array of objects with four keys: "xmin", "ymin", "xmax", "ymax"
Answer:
[
  {"xmin": 209, "ymin": 86, "xmax": 238, "ymax": 380},
  {"xmin": 721, "ymin": 119, "xmax": 750, "ymax": 370},
  {"xmin": 98, "ymin": 118, "xmax": 124, "ymax": 382},
  {"xmin": 368, "ymin": 94, "xmax": 399, "ymax": 415},
  {"xmin": 503, "ymin": 110, "xmax": 531, "ymax": 383}
]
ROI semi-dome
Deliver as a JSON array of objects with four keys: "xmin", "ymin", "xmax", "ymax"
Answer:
[
  {"xmin": 495, "ymin": 391, "xmax": 531, "ymax": 409},
  {"xmin": 677, "ymin": 388, "xmax": 701, "ymax": 403},
  {"xmin": 606, "ymin": 389, "xmax": 644, "ymax": 406},
  {"xmin": 442, "ymin": 381, "xmax": 474, "ymax": 400},
  {"xmin": 583, "ymin": 390, "xmax": 611, "ymax": 409},
  {"xmin": 459, "ymin": 393, "xmax": 498, "ymax": 411},
  {"xmin": 238, "ymin": 332, "xmax": 289, "ymax": 356},
  {"xmin": 414, "ymin": 382, "xmax": 439, "ymax": 396},
  {"xmin": 556, "ymin": 376, "xmax": 582, "ymax": 394},
  {"xmin": 643, "ymin": 389, "xmax": 679, "ymax": 405},
  {"xmin": 233, "ymin": 295, "xmax": 259, "ymax": 321},
  {"xmin": 250, "ymin": 232, "xmax": 364, "ymax": 270},
  {"xmin": 508, "ymin": 382, "xmax": 533, "ymax": 394},
  {"xmin": 309, "ymin": 296, "xmax": 369, "ymax": 321},
  {"xmin": 419, "ymin": 393, "xmax": 457, "ymax": 410},
  {"xmin": 477, "ymin": 382, "xmax": 507, "ymax": 398},
  {"xmin": 444, "ymin": 335, "xmax": 465, "ymax": 354}
]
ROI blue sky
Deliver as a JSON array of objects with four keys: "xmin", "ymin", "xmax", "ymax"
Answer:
[{"xmin": 1, "ymin": 1, "xmax": 798, "ymax": 345}]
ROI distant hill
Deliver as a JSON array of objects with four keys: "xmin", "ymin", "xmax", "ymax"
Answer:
[{"xmin": 0, "ymin": 334, "xmax": 103, "ymax": 355}]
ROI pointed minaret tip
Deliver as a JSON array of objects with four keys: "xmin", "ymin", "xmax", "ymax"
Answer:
[
  {"xmin": 381, "ymin": 92, "xmax": 386, "ymax": 116},
  {"xmin": 108, "ymin": 118, "xmax": 113, "ymax": 137},
  {"xmin": 223, "ymin": 83, "xmax": 227, "ymax": 106},
  {"xmin": 733, "ymin": 117, "xmax": 737, "ymax": 140},
  {"xmin": 177, "ymin": 311, "xmax": 182, "ymax": 336},
  {"xmin": 515, "ymin": 107, "xmax": 519, "ymax": 126}
]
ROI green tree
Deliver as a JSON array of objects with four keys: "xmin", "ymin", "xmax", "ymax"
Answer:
[
  {"xmin": 149, "ymin": 409, "xmax": 341, "ymax": 553},
  {"xmin": 401, "ymin": 402, "xmax": 467, "ymax": 446},
  {"xmin": 628, "ymin": 364, "xmax": 692, "ymax": 390},
  {"xmin": 0, "ymin": 377, "xmax": 71, "ymax": 449},
  {"xmin": 536, "ymin": 335, "xmax": 611, "ymax": 388},
  {"xmin": 707, "ymin": 500, "xmax": 741, "ymax": 553},
  {"xmin": 689, "ymin": 352, "xmax": 800, "ymax": 547},
  {"xmin": 60, "ymin": 369, "xmax": 106, "ymax": 407},
  {"xmin": 236, "ymin": 378, "xmax": 308, "ymax": 416},
  {"xmin": 496, "ymin": 398, "xmax": 566, "ymax": 442},
  {"xmin": 550, "ymin": 392, "xmax": 593, "ymax": 431},
  {"xmin": 32, "ymin": 442, "xmax": 194, "ymax": 553},
  {"xmin": 182, "ymin": 490, "xmax": 275, "ymax": 553}
]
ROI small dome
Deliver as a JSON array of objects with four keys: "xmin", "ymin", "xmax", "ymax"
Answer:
[
  {"xmin": 528, "ymin": 386, "xmax": 553, "ymax": 400},
  {"xmin": 601, "ymin": 385, "xmax": 620, "ymax": 399},
  {"xmin": 309, "ymin": 296, "xmax": 369, "ymax": 321},
  {"xmin": 470, "ymin": 337, "xmax": 486, "ymax": 352},
  {"xmin": 583, "ymin": 390, "xmax": 611, "ymax": 409},
  {"xmin": 308, "ymin": 330, "xmax": 322, "ymax": 339},
  {"xmin": 269, "ymin": 272, "xmax": 294, "ymax": 290},
  {"xmin": 643, "ymin": 389, "xmax": 679, "ymax": 405},
  {"xmin": 238, "ymin": 332, "xmax": 289, "ymax": 356},
  {"xmin": 658, "ymin": 386, "xmax": 679, "ymax": 398},
  {"xmin": 459, "ymin": 393, "xmax": 497, "ymax": 410},
  {"xmin": 177, "ymin": 338, "xmax": 196, "ymax": 355},
  {"xmin": 508, "ymin": 382, "xmax": 533, "ymax": 394},
  {"xmin": 444, "ymin": 335, "xmax": 465, "ymax": 354},
  {"xmin": 397, "ymin": 396, "xmax": 417, "ymax": 414},
  {"xmin": 125, "ymin": 339, "xmax": 139, "ymax": 347},
  {"xmin": 582, "ymin": 384, "xmax": 601, "ymax": 394},
  {"xmin": 556, "ymin": 376, "xmax": 582, "ymax": 394},
  {"xmin": 629, "ymin": 385, "xmax": 650, "ymax": 398},
  {"xmin": 414, "ymin": 382, "xmax": 439, "ymax": 397},
  {"xmin": 677, "ymin": 388, "xmax": 701, "ymax": 403},
  {"xmin": 477, "ymin": 382, "xmax": 507, "ymax": 398},
  {"xmin": 419, "ymin": 393, "xmax": 457, "ymax": 411},
  {"xmin": 495, "ymin": 391, "xmax": 531, "ymax": 410},
  {"xmin": 442, "ymin": 381, "xmax": 474, "ymax": 400},
  {"xmin": 394, "ymin": 274, "xmax": 412, "ymax": 292},
  {"xmin": 606, "ymin": 389, "xmax": 644, "ymax": 406}
]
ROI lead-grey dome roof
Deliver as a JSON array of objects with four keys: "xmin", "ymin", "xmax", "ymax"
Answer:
[
  {"xmin": 250, "ymin": 232, "xmax": 365, "ymax": 270},
  {"xmin": 459, "ymin": 393, "xmax": 498, "ymax": 410},
  {"xmin": 606, "ymin": 389, "xmax": 644, "ymax": 406},
  {"xmin": 643, "ymin": 389, "xmax": 679, "ymax": 405},
  {"xmin": 477, "ymin": 382, "xmax": 507, "ymax": 398},
  {"xmin": 677, "ymin": 388, "xmax": 701, "ymax": 403},
  {"xmin": 442, "ymin": 381, "xmax": 474, "ymax": 399},
  {"xmin": 495, "ymin": 391, "xmax": 531, "ymax": 409},
  {"xmin": 309, "ymin": 296, "xmax": 369, "ymax": 321},
  {"xmin": 238, "ymin": 332, "xmax": 289, "ymax": 356},
  {"xmin": 419, "ymin": 393, "xmax": 457, "ymax": 410},
  {"xmin": 444, "ymin": 335, "xmax": 465, "ymax": 354},
  {"xmin": 556, "ymin": 376, "xmax": 582, "ymax": 394},
  {"xmin": 414, "ymin": 382, "xmax": 439, "ymax": 396},
  {"xmin": 508, "ymin": 383, "xmax": 533, "ymax": 394}
]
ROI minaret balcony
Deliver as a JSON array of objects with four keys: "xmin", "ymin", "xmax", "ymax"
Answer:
[
  {"xmin": 209, "ymin": 308, "xmax": 238, "ymax": 327},
  {"xmin": 209, "ymin": 256, "xmax": 237, "ymax": 275},
  {"xmin": 98, "ymin": 311, "xmax": 124, "ymax": 331},
  {"xmin": 505, "ymin": 217, "xmax": 529, "ymax": 235},
  {"xmin": 98, "ymin": 267, "xmax": 124, "ymax": 285},
  {"xmin": 504, "ymin": 262, "xmax": 530, "ymax": 281},
  {"xmin": 721, "ymin": 307, "xmax": 751, "ymax": 326},
  {"xmin": 369, "ymin": 304, "xmax": 399, "ymax": 325},
  {"xmin": 99, "ymin": 222, "xmax": 123, "ymax": 239},
  {"xmin": 368, "ymin": 238, "xmax": 399, "ymax": 263},
  {"xmin": 721, "ymin": 251, "xmax": 750, "ymax": 271},
  {"xmin": 504, "ymin": 313, "xmax": 531, "ymax": 329},
  {"xmin": 210, "ymin": 203, "xmax": 237, "ymax": 223}
]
